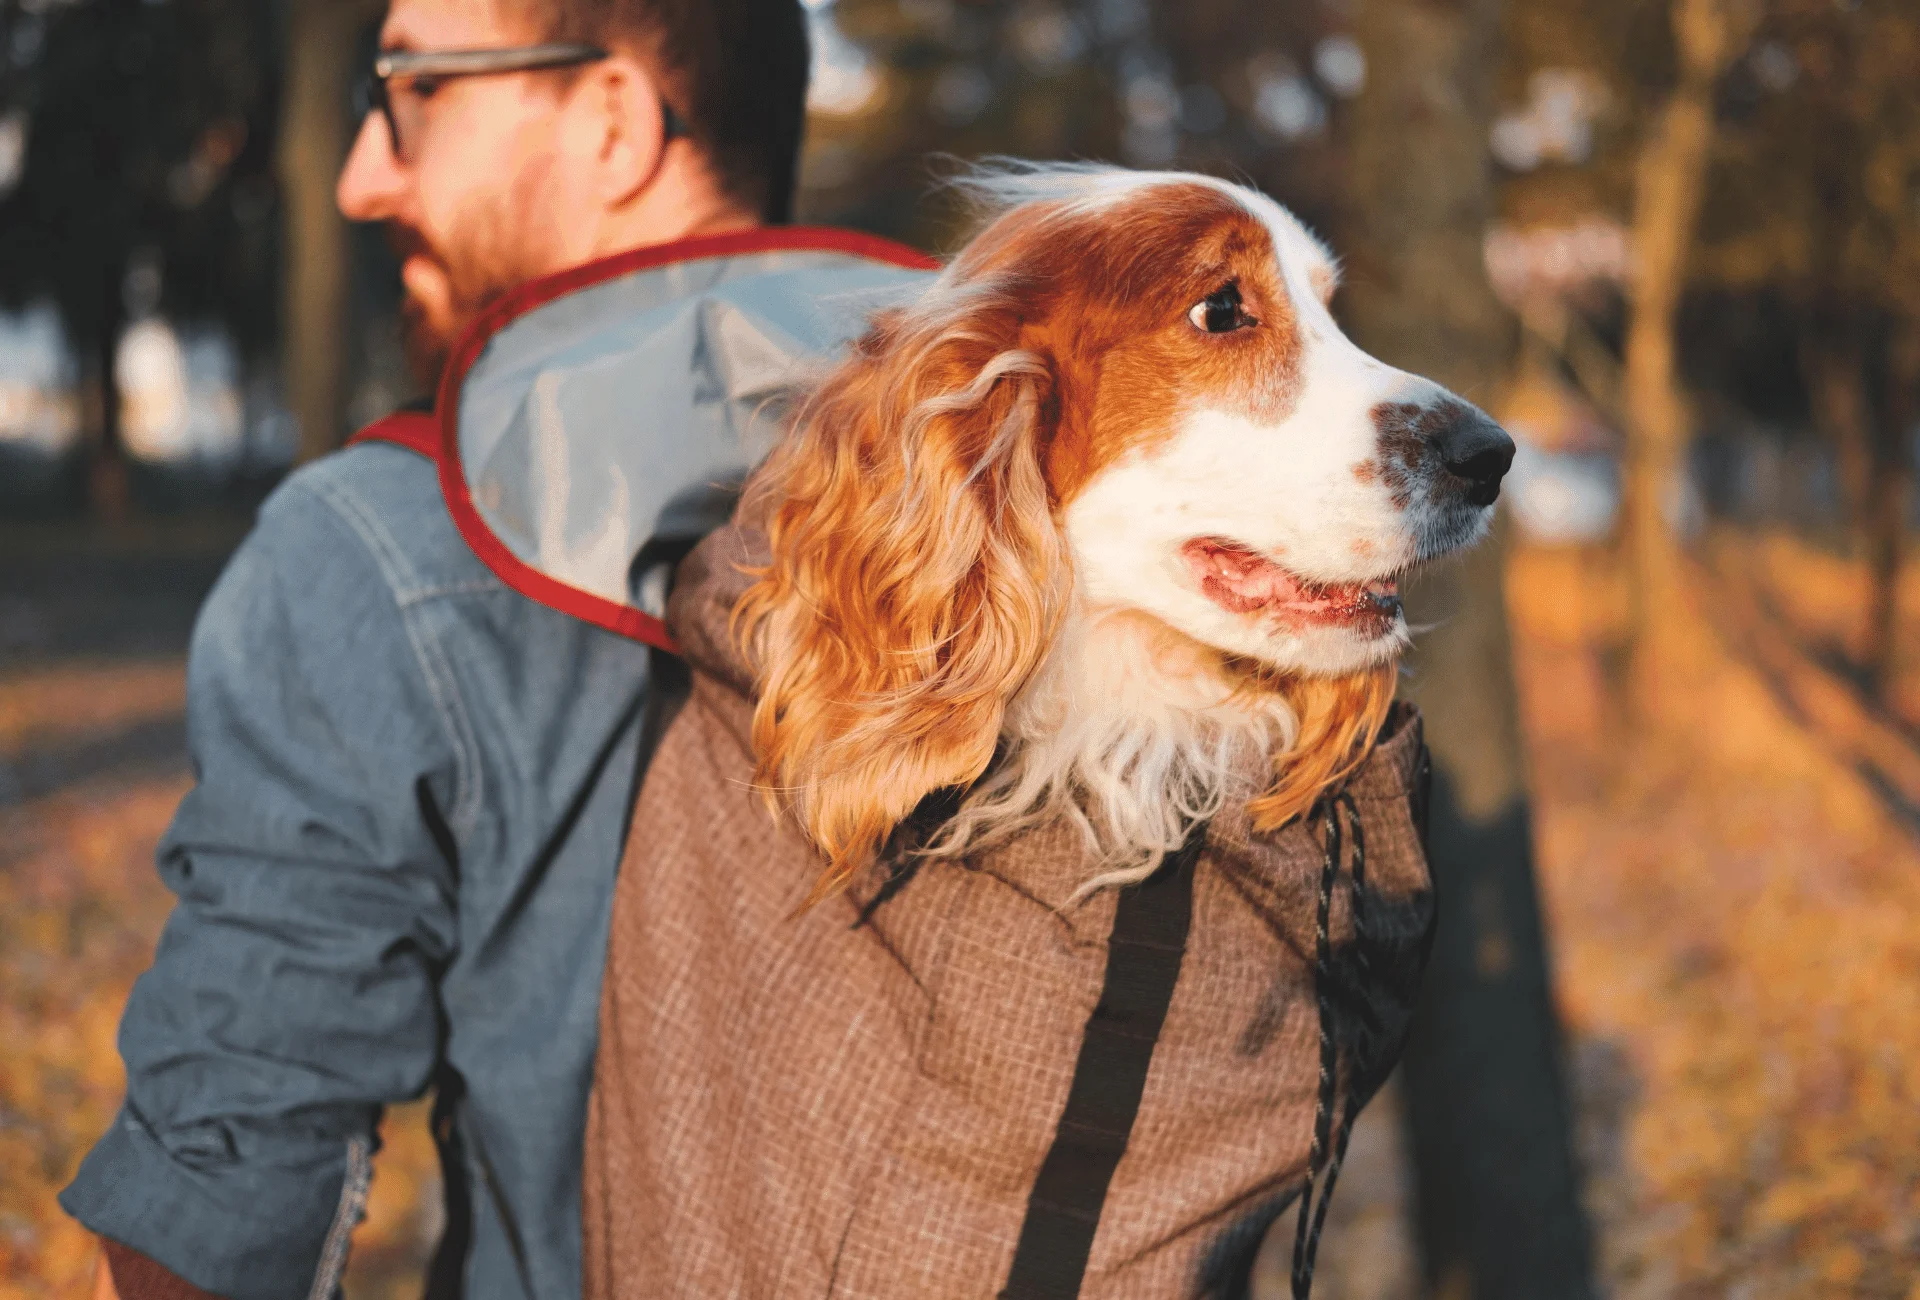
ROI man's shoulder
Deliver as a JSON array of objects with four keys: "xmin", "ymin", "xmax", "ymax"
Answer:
[
  {"xmin": 259, "ymin": 438, "xmax": 499, "ymax": 606},
  {"xmin": 241, "ymin": 439, "xmax": 652, "ymax": 688}
]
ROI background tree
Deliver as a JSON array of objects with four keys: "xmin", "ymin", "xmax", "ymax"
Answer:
[
  {"xmin": 1619, "ymin": 0, "xmax": 1761, "ymax": 703},
  {"xmin": 278, "ymin": 0, "xmax": 383, "ymax": 463},
  {"xmin": 1496, "ymin": 0, "xmax": 1920, "ymax": 696},
  {"xmin": 0, "ymin": 0, "xmax": 279, "ymax": 516},
  {"xmin": 1712, "ymin": 0, "xmax": 1920, "ymax": 692}
]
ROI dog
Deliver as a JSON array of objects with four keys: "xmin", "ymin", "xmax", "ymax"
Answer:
[
  {"xmin": 584, "ymin": 163, "xmax": 1516, "ymax": 1298},
  {"xmin": 738, "ymin": 161, "xmax": 1512, "ymax": 901}
]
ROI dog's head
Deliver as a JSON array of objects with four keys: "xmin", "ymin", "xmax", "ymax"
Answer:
[{"xmin": 740, "ymin": 164, "xmax": 1512, "ymax": 893}]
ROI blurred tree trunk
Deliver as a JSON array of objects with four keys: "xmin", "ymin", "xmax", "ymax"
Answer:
[
  {"xmin": 1341, "ymin": 1, "xmax": 1596, "ymax": 1297},
  {"xmin": 1864, "ymin": 323, "xmax": 1920, "ymax": 690},
  {"xmin": 87, "ymin": 255, "xmax": 131, "ymax": 522},
  {"xmin": 1798, "ymin": 91, "xmax": 1873, "ymax": 545},
  {"xmin": 1787, "ymin": 9, "xmax": 1910, "ymax": 697},
  {"xmin": 1620, "ymin": 0, "xmax": 1757, "ymax": 704},
  {"xmin": 1800, "ymin": 322, "xmax": 1872, "ymax": 534},
  {"xmin": 1798, "ymin": 312, "xmax": 1911, "ymax": 694},
  {"xmin": 278, "ymin": 0, "xmax": 378, "ymax": 462}
]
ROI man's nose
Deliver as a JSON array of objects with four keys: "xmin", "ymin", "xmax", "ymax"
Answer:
[
  {"xmin": 336, "ymin": 114, "xmax": 405, "ymax": 222},
  {"xmin": 1433, "ymin": 407, "xmax": 1515, "ymax": 507}
]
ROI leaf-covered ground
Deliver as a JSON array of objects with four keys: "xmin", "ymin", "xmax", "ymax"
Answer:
[
  {"xmin": 5, "ymin": 531, "xmax": 1918, "ymax": 1297},
  {"xmin": 1515, "ymin": 539, "xmax": 1920, "ymax": 1298}
]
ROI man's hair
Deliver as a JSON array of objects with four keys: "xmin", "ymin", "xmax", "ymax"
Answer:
[{"xmin": 538, "ymin": 0, "xmax": 810, "ymax": 223}]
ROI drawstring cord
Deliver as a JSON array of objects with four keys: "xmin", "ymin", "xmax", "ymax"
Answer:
[{"xmin": 1291, "ymin": 788, "xmax": 1367, "ymax": 1299}]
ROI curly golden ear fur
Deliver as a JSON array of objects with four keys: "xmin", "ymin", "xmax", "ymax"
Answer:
[{"xmin": 735, "ymin": 293, "xmax": 1070, "ymax": 903}]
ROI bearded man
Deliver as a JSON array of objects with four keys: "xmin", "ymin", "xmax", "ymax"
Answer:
[{"xmin": 60, "ymin": 2, "xmax": 932, "ymax": 1296}]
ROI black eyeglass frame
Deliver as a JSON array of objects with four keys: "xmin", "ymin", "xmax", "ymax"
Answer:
[{"xmin": 354, "ymin": 42, "xmax": 686, "ymax": 164}]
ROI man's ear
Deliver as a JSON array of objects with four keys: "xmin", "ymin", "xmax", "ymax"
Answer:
[{"xmin": 579, "ymin": 53, "xmax": 673, "ymax": 207}]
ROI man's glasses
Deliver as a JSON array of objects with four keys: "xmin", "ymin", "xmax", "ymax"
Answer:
[{"xmin": 354, "ymin": 43, "xmax": 686, "ymax": 166}]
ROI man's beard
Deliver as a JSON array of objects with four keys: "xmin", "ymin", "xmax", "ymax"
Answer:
[
  {"xmin": 389, "ymin": 223, "xmax": 519, "ymax": 390},
  {"xmin": 399, "ymin": 293, "xmax": 462, "ymax": 391}
]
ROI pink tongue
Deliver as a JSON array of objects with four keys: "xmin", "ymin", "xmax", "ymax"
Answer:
[
  {"xmin": 1183, "ymin": 539, "xmax": 1312, "ymax": 614},
  {"xmin": 1181, "ymin": 538, "xmax": 1400, "ymax": 624}
]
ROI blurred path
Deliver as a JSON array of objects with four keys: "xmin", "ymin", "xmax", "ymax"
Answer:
[
  {"xmin": 0, "ymin": 662, "xmax": 188, "ymax": 810},
  {"xmin": 0, "ymin": 520, "xmax": 242, "ymax": 669},
  {"xmin": 0, "ymin": 716, "xmax": 188, "ymax": 807}
]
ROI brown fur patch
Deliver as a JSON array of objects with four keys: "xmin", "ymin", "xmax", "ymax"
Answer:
[
  {"xmin": 1308, "ymin": 263, "xmax": 1338, "ymax": 305},
  {"xmin": 940, "ymin": 184, "xmax": 1309, "ymax": 504},
  {"xmin": 1369, "ymin": 398, "xmax": 1468, "ymax": 510}
]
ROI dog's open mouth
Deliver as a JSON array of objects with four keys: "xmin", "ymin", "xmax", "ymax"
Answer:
[{"xmin": 1181, "ymin": 538, "xmax": 1403, "ymax": 635}]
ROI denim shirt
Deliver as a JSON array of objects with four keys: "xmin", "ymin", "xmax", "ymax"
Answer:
[{"xmin": 61, "ymin": 236, "xmax": 936, "ymax": 1300}]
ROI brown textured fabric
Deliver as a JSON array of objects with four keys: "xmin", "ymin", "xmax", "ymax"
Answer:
[{"xmin": 584, "ymin": 526, "xmax": 1434, "ymax": 1300}]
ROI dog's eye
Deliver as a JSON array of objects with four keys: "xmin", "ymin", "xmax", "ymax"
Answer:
[{"xmin": 1188, "ymin": 283, "xmax": 1255, "ymax": 334}]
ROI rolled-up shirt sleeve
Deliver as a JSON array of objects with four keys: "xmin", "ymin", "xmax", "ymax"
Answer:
[{"xmin": 61, "ymin": 479, "xmax": 463, "ymax": 1300}]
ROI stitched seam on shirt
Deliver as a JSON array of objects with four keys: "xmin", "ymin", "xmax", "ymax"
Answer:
[
  {"xmin": 401, "ymin": 612, "xmax": 486, "ymax": 837},
  {"xmin": 306, "ymin": 1135, "xmax": 372, "ymax": 1300},
  {"xmin": 395, "ymin": 578, "xmax": 510, "ymax": 608},
  {"xmin": 301, "ymin": 472, "xmax": 425, "ymax": 599},
  {"xmin": 302, "ymin": 477, "xmax": 486, "ymax": 833}
]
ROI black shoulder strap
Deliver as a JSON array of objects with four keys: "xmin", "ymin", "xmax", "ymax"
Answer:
[{"xmin": 999, "ymin": 821, "xmax": 1208, "ymax": 1299}]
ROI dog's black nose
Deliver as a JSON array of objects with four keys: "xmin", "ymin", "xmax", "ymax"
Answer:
[{"xmin": 1435, "ymin": 409, "xmax": 1515, "ymax": 507}]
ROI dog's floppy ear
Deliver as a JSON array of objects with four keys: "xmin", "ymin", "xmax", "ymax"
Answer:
[{"xmin": 736, "ymin": 290, "xmax": 1068, "ymax": 902}]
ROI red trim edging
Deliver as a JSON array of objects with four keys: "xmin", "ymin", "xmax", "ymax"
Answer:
[
  {"xmin": 347, "ymin": 410, "xmax": 440, "ymax": 458},
  {"xmin": 427, "ymin": 227, "xmax": 939, "ymax": 655}
]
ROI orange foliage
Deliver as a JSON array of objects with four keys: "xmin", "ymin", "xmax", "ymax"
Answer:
[{"xmin": 0, "ymin": 778, "xmax": 182, "ymax": 1299}]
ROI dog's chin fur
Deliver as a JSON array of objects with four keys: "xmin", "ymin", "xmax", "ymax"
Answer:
[
  {"xmin": 1258, "ymin": 617, "xmax": 1412, "ymax": 677},
  {"xmin": 922, "ymin": 606, "xmax": 1302, "ymax": 901}
]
